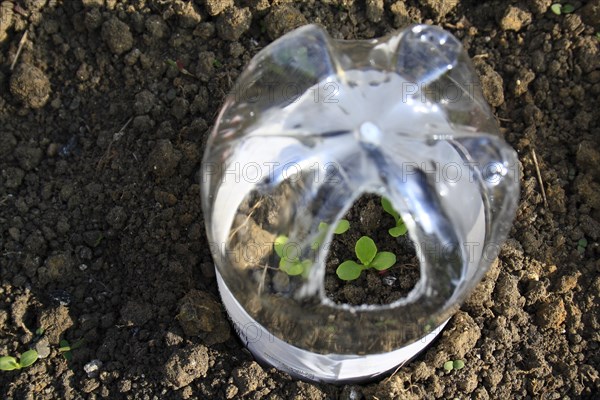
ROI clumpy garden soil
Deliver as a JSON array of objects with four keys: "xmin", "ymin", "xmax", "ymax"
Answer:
[
  {"xmin": 0, "ymin": 0, "xmax": 599, "ymax": 399},
  {"xmin": 325, "ymin": 194, "xmax": 420, "ymax": 305}
]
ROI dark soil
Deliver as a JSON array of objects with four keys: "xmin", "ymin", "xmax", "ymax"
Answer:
[
  {"xmin": 325, "ymin": 194, "xmax": 420, "ymax": 305},
  {"xmin": 1, "ymin": 0, "xmax": 599, "ymax": 399}
]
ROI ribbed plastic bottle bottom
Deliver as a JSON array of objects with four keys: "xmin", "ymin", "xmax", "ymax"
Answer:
[{"xmin": 216, "ymin": 269, "xmax": 448, "ymax": 384}]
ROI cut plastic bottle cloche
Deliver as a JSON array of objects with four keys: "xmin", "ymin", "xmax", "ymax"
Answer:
[{"xmin": 201, "ymin": 24, "xmax": 520, "ymax": 383}]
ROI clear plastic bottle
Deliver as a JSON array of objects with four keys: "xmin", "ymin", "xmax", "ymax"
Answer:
[{"xmin": 201, "ymin": 24, "xmax": 520, "ymax": 383}]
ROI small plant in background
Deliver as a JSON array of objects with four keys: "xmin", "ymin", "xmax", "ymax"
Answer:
[
  {"xmin": 311, "ymin": 219, "xmax": 350, "ymax": 249},
  {"xmin": 0, "ymin": 350, "xmax": 38, "ymax": 371},
  {"xmin": 273, "ymin": 235, "xmax": 312, "ymax": 276},
  {"xmin": 274, "ymin": 220, "xmax": 350, "ymax": 276},
  {"xmin": 381, "ymin": 197, "xmax": 408, "ymax": 237},
  {"xmin": 166, "ymin": 58, "xmax": 196, "ymax": 78},
  {"xmin": 336, "ymin": 236, "xmax": 397, "ymax": 281},
  {"xmin": 577, "ymin": 238, "xmax": 588, "ymax": 254},
  {"xmin": 443, "ymin": 359, "xmax": 465, "ymax": 372},
  {"xmin": 550, "ymin": 3, "xmax": 575, "ymax": 15},
  {"xmin": 59, "ymin": 339, "xmax": 83, "ymax": 361}
]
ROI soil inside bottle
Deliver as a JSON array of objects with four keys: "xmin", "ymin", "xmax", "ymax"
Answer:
[{"xmin": 324, "ymin": 194, "xmax": 420, "ymax": 306}]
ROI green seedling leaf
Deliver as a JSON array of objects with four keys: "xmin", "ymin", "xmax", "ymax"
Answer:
[
  {"xmin": 35, "ymin": 327, "xmax": 44, "ymax": 336},
  {"xmin": 382, "ymin": 197, "xmax": 408, "ymax": 237},
  {"xmin": 550, "ymin": 3, "xmax": 562, "ymax": 14},
  {"xmin": 389, "ymin": 225, "xmax": 408, "ymax": 237},
  {"xmin": 370, "ymin": 252, "xmax": 397, "ymax": 271},
  {"xmin": 453, "ymin": 359, "xmax": 465, "ymax": 370},
  {"xmin": 59, "ymin": 339, "xmax": 71, "ymax": 352},
  {"xmin": 334, "ymin": 219, "xmax": 350, "ymax": 235},
  {"xmin": 312, "ymin": 223, "xmax": 329, "ymax": 250},
  {"xmin": 562, "ymin": 4, "xmax": 575, "ymax": 13},
  {"xmin": 381, "ymin": 197, "xmax": 400, "ymax": 221},
  {"xmin": 577, "ymin": 238, "xmax": 588, "ymax": 254},
  {"xmin": 59, "ymin": 339, "xmax": 82, "ymax": 362},
  {"xmin": 274, "ymin": 236, "xmax": 288, "ymax": 258},
  {"xmin": 0, "ymin": 356, "xmax": 19, "ymax": 371},
  {"xmin": 313, "ymin": 220, "xmax": 350, "ymax": 249},
  {"xmin": 318, "ymin": 222, "xmax": 328, "ymax": 232},
  {"xmin": 443, "ymin": 360, "xmax": 454, "ymax": 372},
  {"xmin": 280, "ymin": 259, "xmax": 304, "ymax": 276},
  {"xmin": 336, "ymin": 261, "xmax": 363, "ymax": 281},
  {"xmin": 300, "ymin": 259, "xmax": 312, "ymax": 278},
  {"xmin": 355, "ymin": 236, "xmax": 377, "ymax": 265},
  {"xmin": 18, "ymin": 350, "xmax": 38, "ymax": 368}
]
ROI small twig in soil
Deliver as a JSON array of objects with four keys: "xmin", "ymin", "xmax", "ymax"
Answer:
[
  {"xmin": 383, "ymin": 361, "xmax": 407, "ymax": 383},
  {"xmin": 257, "ymin": 262, "xmax": 268, "ymax": 295},
  {"xmin": 531, "ymin": 148, "xmax": 548, "ymax": 208},
  {"xmin": 166, "ymin": 58, "xmax": 196, "ymax": 78},
  {"xmin": 113, "ymin": 116, "xmax": 133, "ymax": 142},
  {"xmin": 472, "ymin": 53, "xmax": 489, "ymax": 59},
  {"xmin": 96, "ymin": 117, "xmax": 133, "ymax": 170},
  {"xmin": 227, "ymin": 199, "xmax": 264, "ymax": 240},
  {"xmin": 10, "ymin": 29, "xmax": 28, "ymax": 71}
]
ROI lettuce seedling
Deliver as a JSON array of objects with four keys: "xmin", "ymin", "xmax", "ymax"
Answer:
[
  {"xmin": 551, "ymin": 3, "xmax": 575, "ymax": 15},
  {"xmin": 59, "ymin": 339, "xmax": 83, "ymax": 362},
  {"xmin": 275, "ymin": 220, "xmax": 350, "ymax": 276},
  {"xmin": 577, "ymin": 238, "xmax": 588, "ymax": 254},
  {"xmin": 336, "ymin": 236, "xmax": 396, "ymax": 280},
  {"xmin": 311, "ymin": 219, "xmax": 350, "ymax": 250},
  {"xmin": 443, "ymin": 359, "xmax": 465, "ymax": 372},
  {"xmin": 381, "ymin": 197, "xmax": 407, "ymax": 237},
  {"xmin": 0, "ymin": 350, "xmax": 38, "ymax": 371},
  {"xmin": 273, "ymin": 235, "xmax": 311, "ymax": 276}
]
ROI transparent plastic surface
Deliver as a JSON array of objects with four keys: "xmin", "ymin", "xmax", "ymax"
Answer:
[{"xmin": 201, "ymin": 24, "xmax": 519, "ymax": 381}]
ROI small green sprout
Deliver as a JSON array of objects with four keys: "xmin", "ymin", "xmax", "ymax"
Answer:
[
  {"xmin": 577, "ymin": 238, "xmax": 588, "ymax": 254},
  {"xmin": 59, "ymin": 339, "xmax": 83, "ymax": 361},
  {"xmin": 94, "ymin": 233, "xmax": 104, "ymax": 247},
  {"xmin": 551, "ymin": 3, "xmax": 575, "ymax": 15},
  {"xmin": 274, "ymin": 220, "xmax": 350, "ymax": 276},
  {"xmin": 381, "ymin": 197, "xmax": 407, "ymax": 237},
  {"xmin": 0, "ymin": 350, "xmax": 39, "ymax": 371},
  {"xmin": 311, "ymin": 219, "xmax": 350, "ymax": 250},
  {"xmin": 561, "ymin": 3, "xmax": 575, "ymax": 13},
  {"xmin": 336, "ymin": 236, "xmax": 396, "ymax": 280},
  {"xmin": 274, "ymin": 235, "xmax": 309, "ymax": 276},
  {"xmin": 166, "ymin": 58, "xmax": 196, "ymax": 78},
  {"xmin": 551, "ymin": 3, "xmax": 562, "ymax": 14},
  {"xmin": 443, "ymin": 359, "xmax": 465, "ymax": 372}
]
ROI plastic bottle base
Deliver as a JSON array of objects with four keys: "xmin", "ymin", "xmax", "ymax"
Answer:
[{"xmin": 216, "ymin": 268, "xmax": 449, "ymax": 384}]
